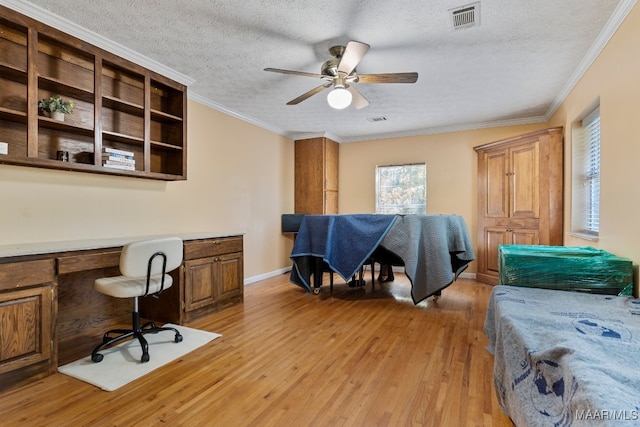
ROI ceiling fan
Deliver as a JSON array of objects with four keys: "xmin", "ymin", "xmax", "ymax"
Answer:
[{"xmin": 264, "ymin": 41, "xmax": 418, "ymax": 110}]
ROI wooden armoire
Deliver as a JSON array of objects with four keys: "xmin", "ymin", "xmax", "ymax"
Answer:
[
  {"xmin": 474, "ymin": 127, "xmax": 564, "ymax": 284},
  {"xmin": 294, "ymin": 137, "xmax": 339, "ymax": 214}
]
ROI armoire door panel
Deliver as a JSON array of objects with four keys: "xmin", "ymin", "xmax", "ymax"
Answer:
[
  {"xmin": 485, "ymin": 151, "xmax": 508, "ymax": 217},
  {"xmin": 511, "ymin": 229, "xmax": 540, "ymax": 246},
  {"xmin": 510, "ymin": 141, "xmax": 540, "ymax": 218},
  {"xmin": 485, "ymin": 228, "xmax": 509, "ymax": 275}
]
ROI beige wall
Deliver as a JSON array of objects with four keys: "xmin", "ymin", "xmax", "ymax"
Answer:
[
  {"xmin": 548, "ymin": 1, "xmax": 640, "ymax": 272},
  {"xmin": 0, "ymin": 100, "xmax": 295, "ymax": 282}
]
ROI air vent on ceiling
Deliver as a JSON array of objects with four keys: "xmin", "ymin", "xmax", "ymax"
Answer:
[
  {"xmin": 367, "ymin": 116, "xmax": 387, "ymax": 122},
  {"xmin": 450, "ymin": 2, "xmax": 480, "ymax": 30}
]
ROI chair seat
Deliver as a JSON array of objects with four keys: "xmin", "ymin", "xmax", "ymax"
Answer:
[{"xmin": 95, "ymin": 274, "xmax": 173, "ymax": 298}]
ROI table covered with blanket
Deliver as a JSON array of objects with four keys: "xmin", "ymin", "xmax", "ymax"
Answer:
[
  {"xmin": 289, "ymin": 214, "xmax": 475, "ymax": 304},
  {"xmin": 485, "ymin": 285, "xmax": 640, "ymax": 426}
]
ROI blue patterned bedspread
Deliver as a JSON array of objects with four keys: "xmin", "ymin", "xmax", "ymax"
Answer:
[{"xmin": 485, "ymin": 285, "xmax": 640, "ymax": 426}]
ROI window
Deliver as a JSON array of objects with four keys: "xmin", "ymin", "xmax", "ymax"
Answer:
[
  {"xmin": 375, "ymin": 163, "xmax": 426, "ymax": 214},
  {"xmin": 571, "ymin": 107, "xmax": 600, "ymax": 237}
]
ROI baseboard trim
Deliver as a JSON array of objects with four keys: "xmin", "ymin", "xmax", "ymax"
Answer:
[{"xmin": 245, "ymin": 267, "xmax": 291, "ymax": 285}]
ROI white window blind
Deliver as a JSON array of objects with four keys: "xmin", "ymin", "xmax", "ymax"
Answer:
[
  {"xmin": 572, "ymin": 107, "xmax": 600, "ymax": 236},
  {"xmin": 375, "ymin": 163, "xmax": 426, "ymax": 214}
]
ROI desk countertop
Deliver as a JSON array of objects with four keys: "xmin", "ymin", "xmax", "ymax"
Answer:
[{"xmin": 0, "ymin": 232, "xmax": 244, "ymax": 258}]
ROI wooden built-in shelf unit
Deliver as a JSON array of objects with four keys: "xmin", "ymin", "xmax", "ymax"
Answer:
[{"xmin": 0, "ymin": 6, "xmax": 187, "ymax": 180}]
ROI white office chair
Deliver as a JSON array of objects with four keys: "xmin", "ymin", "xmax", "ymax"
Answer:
[{"xmin": 91, "ymin": 237, "xmax": 184, "ymax": 363}]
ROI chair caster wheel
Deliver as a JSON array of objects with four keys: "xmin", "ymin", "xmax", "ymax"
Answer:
[
  {"xmin": 313, "ymin": 288, "xmax": 320, "ymax": 295},
  {"xmin": 92, "ymin": 353, "xmax": 104, "ymax": 363},
  {"xmin": 141, "ymin": 353, "xmax": 150, "ymax": 363},
  {"xmin": 175, "ymin": 334, "xmax": 183, "ymax": 343}
]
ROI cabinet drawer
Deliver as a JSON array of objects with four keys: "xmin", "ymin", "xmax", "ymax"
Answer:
[
  {"xmin": 184, "ymin": 237, "xmax": 243, "ymax": 260},
  {"xmin": 0, "ymin": 259, "xmax": 55, "ymax": 291}
]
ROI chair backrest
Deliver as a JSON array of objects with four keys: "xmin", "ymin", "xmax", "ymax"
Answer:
[{"xmin": 120, "ymin": 237, "xmax": 183, "ymax": 278}]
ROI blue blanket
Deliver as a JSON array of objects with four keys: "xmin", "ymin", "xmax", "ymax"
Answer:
[{"xmin": 290, "ymin": 214, "xmax": 397, "ymax": 291}]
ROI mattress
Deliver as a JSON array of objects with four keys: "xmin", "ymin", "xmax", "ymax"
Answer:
[{"xmin": 484, "ymin": 285, "xmax": 640, "ymax": 426}]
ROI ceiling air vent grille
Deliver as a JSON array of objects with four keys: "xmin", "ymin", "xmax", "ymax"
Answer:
[
  {"xmin": 450, "ymin": 2, "xmax": 480, "ymax": 30},
  {"xmin": 367, "ymin": 116, "xmax": 387, "ymax": 122}
]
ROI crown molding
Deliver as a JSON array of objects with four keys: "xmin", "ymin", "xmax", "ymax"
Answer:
[
  {"xmin": 188, "ymin": 92, "xmax": 295, "ymax": 139},
  {"xmin": 0, "ymin": 0, "xmax": 195, "ymax": 86},
  {"xmin": 334, "ymin": 116, "xmax": 549, "ymax": 143},
  {"xmin": 545, "ymin": 0, "xmax": 637, "ymax": 119}
]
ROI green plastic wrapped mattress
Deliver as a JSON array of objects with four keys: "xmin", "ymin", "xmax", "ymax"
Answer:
[{"xmin": 498, "ymin": 245, "xmax": 633, "ymax": 295}]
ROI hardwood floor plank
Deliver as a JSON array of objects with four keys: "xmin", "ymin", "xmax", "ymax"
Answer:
[{"xmin": 0, "ymin": 272, "xmax": 514, "ymax": 426}]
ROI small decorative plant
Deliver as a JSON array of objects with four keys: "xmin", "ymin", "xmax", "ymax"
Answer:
[{"xmin": 38, "ymin": 95, "xmax": 74, "ymax": 115}]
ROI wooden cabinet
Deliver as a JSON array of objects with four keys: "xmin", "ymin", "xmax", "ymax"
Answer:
[
  {"xmin": 474, "ymin": 127, "xmax": 563, "ymax": 284},
  {"xmin": 182, "ymin": 237, "xmax": 243, "ymax": 322},
  {"xmin": 0, "ymin": 259, "xmax": 55, "ymax": 392},
  {"xmin": 0, "ymin": 234, "xmax": 242, "ymax": 392},
  {"xmin": 294, "ymin": 137, "xmax": 339, "ymax": 214},
  {"xmin": 0, "ymin": 6, "xmax": 186, "ymax": 180}
]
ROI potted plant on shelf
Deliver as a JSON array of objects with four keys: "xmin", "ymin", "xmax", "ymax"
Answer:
[{"xmin": 38, "ymin": 95, "xmax": 74, "ymax": 121}]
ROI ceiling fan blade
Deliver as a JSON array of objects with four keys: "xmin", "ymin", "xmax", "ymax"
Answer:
[
  {"xmin": 357, "ymin": 72, "xmax": 419, "ymax": 84},
  {"xmin": 264, "ymin": 68, "xmax": 323, "ymax": 79},
  {"xmin": 286, "ymin": 84, "xmax": 328, "ymax": 105},
  {"xmin": 337, "ymin": 41, "xmax": 370, "ymax": 76},
  {"xmin": 347, "ymin": 85, "xmax": 369, "ymax": 110}
]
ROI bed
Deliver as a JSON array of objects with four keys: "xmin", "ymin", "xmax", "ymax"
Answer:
[{"xmin": 484, "ymin": 285, "xmax": 640, "ymax": 426}]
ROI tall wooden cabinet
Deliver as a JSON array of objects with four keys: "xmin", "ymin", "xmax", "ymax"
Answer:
[
  {"xmin": 0, "ymin": 6, "xmax": 187, "ymax": 180},
  {"xmin": 474, "ymin": 127, "xmax": 563, "ymax": 284},
  {"xmin": 294, "ymin": 137, "xmax": 339, "ymax": 214}
]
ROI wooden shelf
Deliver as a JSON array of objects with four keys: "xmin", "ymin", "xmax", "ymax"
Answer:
[
  {"xmin": 102, "ymin": 130, "xmax": 144, "ymax": 145},
  {"xmin": 0, "ymin": 62, "xmax": 27, "ymax": 83},
  {"xmin": 38, "ymin": 75, "xmax": 95, "ymax": 103},
  {"xmin": 0, "ymin": 106, "xmax": 27, "ymax": 123},
  {"xmin": 151, "ymin": 140, "xmax": 184, "ymax": 150},
  {"xmin": 0, "ymin": 5, "xmax": 186, "ymax": 181},
  {"xmin": 38, "ymin": 116, "xmax": 94, "ymax": 136},
  {"xmin": 151, "ymin": 109, "xmax": 183, "ymax": 122},
  {"xmin": 103, "ymin": 96, "xmax": 144, "ymax": 116}
]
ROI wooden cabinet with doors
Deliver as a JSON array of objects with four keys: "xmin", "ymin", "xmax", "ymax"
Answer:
[
  {"xmin": 295, "ymin": 137, "xmax": 339, "ymax": 214},
  {"xmin": 0, "ymin": 258, "xmax": 55, "ymax": 392},
  {"xmin": 182, "ymin": 236, "xmax": 244, "ymax": 323},
  {"xmin": 474, "ymin": 127, "xmax": 563, "ymax": 284},
  {"xmin": 0, "ymin": 6, "xmax": 187, "ymax": 181}
]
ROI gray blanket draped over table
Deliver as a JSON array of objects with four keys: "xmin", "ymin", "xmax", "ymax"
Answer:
[
  {"xmin": 485, "ymin": 285, "xmax": 640, "ymax": 426},
  {"xmin": 379, "ymin": 214, "xmax": 475, "ymax": 303},
  {"xmin": 289, "ymin": 214, "xmax": 475, "ymax": 304}
]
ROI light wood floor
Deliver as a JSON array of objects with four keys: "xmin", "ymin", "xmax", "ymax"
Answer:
[{"xmin": 0, "ymin": 272, "xmax": 514, "ymax": 426}]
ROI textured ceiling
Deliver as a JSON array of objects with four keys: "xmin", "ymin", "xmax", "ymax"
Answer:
[{"xmin": 4, "ymin": 0, "xmax": 631, "ymax": 142}]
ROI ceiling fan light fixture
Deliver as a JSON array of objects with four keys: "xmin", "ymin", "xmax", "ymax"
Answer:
[{"xmin": 327, "ymin": 86, "xmax": 352, "ymax": 109}]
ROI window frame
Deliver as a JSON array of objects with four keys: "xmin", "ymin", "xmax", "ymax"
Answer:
[
  {"xmin": 571, "ymin": 106, "xmax": 600, "ymax": 239},
  {"xmin": 375, "ymin": 163, "xmax": 427, "ymax": 214}
]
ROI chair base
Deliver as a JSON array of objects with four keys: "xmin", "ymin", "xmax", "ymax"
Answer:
[{"xmin": 91, "ymin": 311, "xmax": 182, "ymax": 363}]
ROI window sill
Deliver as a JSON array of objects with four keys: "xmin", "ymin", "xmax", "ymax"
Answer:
[{"xmin": 569, "ymin": 232, "xmax": 599, "ymax": 242}]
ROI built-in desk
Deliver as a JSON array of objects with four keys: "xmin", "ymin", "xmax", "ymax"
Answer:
[{"xmin": 0, "ymin": 233, "xmax": 243, "ymax": 392}]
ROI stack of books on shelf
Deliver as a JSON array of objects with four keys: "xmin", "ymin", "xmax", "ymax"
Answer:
[{"xmin": 102, "ymin": 147, "xmax": 135, "ymax": 171}]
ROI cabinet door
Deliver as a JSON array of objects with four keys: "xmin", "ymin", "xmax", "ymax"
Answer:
[
  {"xmin": 184, "ymin": 257, "xmax": 216, "ymax": 312},
  {"xmin": 324, "ymin": 190, "xmax": 338, "ymax": 214},
  {"xmin": 214, "ymin": 252, "xmax": 243, "ymax": 302},
  {"xmin": 483, "ymin": 227, "xmax": 510, "ymax": 276},
  {"xmin": 483, "ymin": 149, "xmax": 509, "ymax": 218},
  {"xmin": 510, "ymin": 141, "xmax": 540, "ymax": 218},
  {"xmin": 510, "ymin": 229, "xmax": 540, "ymax": 245},
  {"xmin": 324, "ymin": 138, "xmax": 339, "ymax": 192},
  {"xmin": 0, "ymin": 286, "xmax": 53, "ymax": 376}
]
